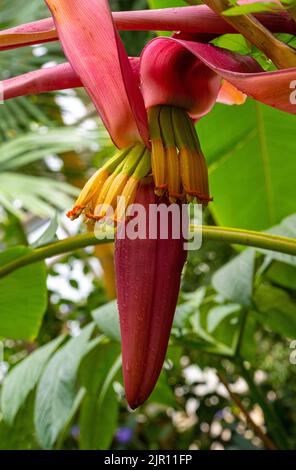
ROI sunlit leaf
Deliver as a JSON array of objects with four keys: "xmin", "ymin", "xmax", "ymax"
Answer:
[
  {"xmin": 223, "ymin": 2, "xmax": 280, "ymax": 16},
  {"xmin": 0, "ymin": 173, "xmax": 78, "ymax": 218},
  {"xmin": 31, "ymin": 213, "xmax": 58, "ymax": 248},
  {"xmin": 148, "ymin": 0, "xmax": 187, "ymax": 8}
]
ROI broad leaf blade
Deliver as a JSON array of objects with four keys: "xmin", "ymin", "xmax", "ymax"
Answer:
[
  {"xmin": 212, "ymin": 249, "xmax": 255, "ymax": 307},
  {"xmin": 34, "ymin": 323, "xmax": 94, "ymax": 449},
  {"xmin": 92, "ymin": 300, "xmax": 121, "ymax": 341},
  {"xmin": 1, "ymin": 335, "xmax": 65, "ymax": 425},
  {"xmin": 79, "ymin": 344, "xmax": 121, "ymax": 450},
  {"xmin": 31, "ymin": 214, "xmax": 58, "ymax": 248},
  {"xmin": 0, "ymin": 246, "xmax": 47, "ymax": 340},
  {"xmin": 198, "ymin": 102, "xmax": 296, "ymax": 230},
  {"xmin": 253, "ymin": 284, "xmax": 296, "ymax": 338}
]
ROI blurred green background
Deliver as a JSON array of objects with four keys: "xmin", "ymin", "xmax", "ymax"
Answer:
[{"xmin": 0, "ymin": 0, "xmax": 296, "ymax": 451}]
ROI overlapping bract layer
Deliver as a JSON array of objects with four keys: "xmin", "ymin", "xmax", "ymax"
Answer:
[
  {"xmin": 115, "ymin": 179, "xmax": 187, "ymax": 409},
  {"xmin": 44, "ymin": 0, "xmax": 149, "ymax": 148}
]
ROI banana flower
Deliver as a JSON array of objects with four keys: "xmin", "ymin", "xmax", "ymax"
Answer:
[{"xmin": 0, "ymin": 0, "xmax": 295, "ymax": 407}]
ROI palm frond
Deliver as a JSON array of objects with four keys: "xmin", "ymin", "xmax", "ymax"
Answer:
[
  {"xmin": 0, "ymin": 0, "xmax": 48, "ymax": 27},
  {"xmin": 0, "ymin": 126, "xmax": 111, "ymax": 219},
  {"xmin": 0, "ymin": 127, "xmax": 103, "ymax": 170},
  {"xmin": 0, "ymin": 172, "xmax": 79, "ymax": 218}
]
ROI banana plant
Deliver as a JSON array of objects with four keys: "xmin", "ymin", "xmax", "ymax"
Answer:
[{"xmin": 0, "ymin": 0, "xmax": 295, "ymax": 408}]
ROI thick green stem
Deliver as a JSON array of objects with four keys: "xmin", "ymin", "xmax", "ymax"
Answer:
[
  {"xmin": 194, "ymin": 225, "xmax": 296, "ymax": 255},
  {"xmin": 0, "ymin": 225, "xmax": 295, "ymax": 278},
  {"xmin": 187, "ymin": 0, "xmax": 296, "ymax": 68},
  {"xmin": 0, "ymin": 232, "xmax": 113, "ymax": 278}
]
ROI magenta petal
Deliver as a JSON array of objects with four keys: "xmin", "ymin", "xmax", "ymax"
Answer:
[
  {"xmin": 45, "ymin": 0, "xmax": 149, "ymax": 148},
  {"xmin": 1, "ymin": 7, "xmax": 296, "ymax": 51},
  {"xmin": 115, "ymin": 31, "xmax": 150, "ymax": 147},
  {"xmin": 140, "ymin": 39, "xmax": 222, "ymax": 119},
  {"xmin": 1, "ymin": 63, "xmax": 82, "ymax": 101},
  {"xmin": 175, "ymin": 40, "xmax": 296, "ymax": 115},
  {"xmin": 216, "ymin": 68, "xmax": 296, "ymax": 113},
  {"xmin": 141, "ymin": 37, "xmax": 296, "ymax": 115}
]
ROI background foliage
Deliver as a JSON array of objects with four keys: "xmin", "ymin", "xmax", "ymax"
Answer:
[{"xmin": 0, "ymin": 0, "xmax": 296, "ymax": 451}]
